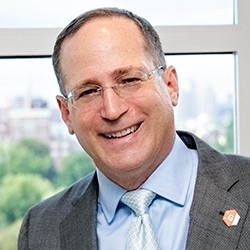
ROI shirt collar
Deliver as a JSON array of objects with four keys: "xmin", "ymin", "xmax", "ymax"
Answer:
[
  {"xmin": 97, "ymin": 133, "xmax": 197, "ymax": 223},
  {"xmin": 96, "ymin": 169, "xmax": 126, "ymax": 224},
  {"xmin": 140, "ymin": 134, "xmax": 197, "ymax": 206}
]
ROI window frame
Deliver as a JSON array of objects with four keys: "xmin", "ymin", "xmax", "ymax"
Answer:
[{"xmin": 0, "ymin": 0, "xmax": 249, "ymax": 156}]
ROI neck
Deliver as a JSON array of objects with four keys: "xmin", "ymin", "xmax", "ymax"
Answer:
[
  {"xmin": 98, "ymin": 132, "xmax": 176, "ymax": 190},
  {"xmin": 104, "ymin": 158, "xmax": 163, "ymax": 190}
]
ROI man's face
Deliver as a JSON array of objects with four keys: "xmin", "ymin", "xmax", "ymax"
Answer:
[{"xmin": 57, "ymin": 17, "xmax": 179, "ymax": 188}]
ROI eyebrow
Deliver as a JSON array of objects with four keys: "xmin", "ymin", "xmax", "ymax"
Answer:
[
  {"xmin": 74, "ymin": 66, "xmax": 145, "ymax": 88},
  {"xmin": 111, "ymin": 66, "xmax": 145, "ymax": 78}
]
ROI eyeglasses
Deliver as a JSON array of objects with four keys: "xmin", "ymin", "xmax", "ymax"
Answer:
[{"xmin": 65, "ymin": 65, "xmax": 165, "ymax": 112}]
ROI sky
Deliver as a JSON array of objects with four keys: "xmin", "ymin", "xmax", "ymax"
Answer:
[{"xmin": 0, "ymin": 54, "xmax": 235, "ymax": 110}]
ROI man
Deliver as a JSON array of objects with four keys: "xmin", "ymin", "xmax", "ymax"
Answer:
[{"xmin": 18, "ymin": 7, "xmax": 250, "ymax": 250}]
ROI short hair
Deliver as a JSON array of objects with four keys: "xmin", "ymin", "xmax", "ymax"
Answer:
[{"xmin": 52, "ymin": 7, "xmax": 166, "ymax": 96}]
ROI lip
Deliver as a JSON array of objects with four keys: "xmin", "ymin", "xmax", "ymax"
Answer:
[{"xmin": 101, "ymin": 123, "xmax": 141, "ymax": 139}]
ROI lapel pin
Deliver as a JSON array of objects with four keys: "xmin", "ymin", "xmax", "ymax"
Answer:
[{"xmin": 222, "ymin": 209, "xmax": 240, "ymax": 227}]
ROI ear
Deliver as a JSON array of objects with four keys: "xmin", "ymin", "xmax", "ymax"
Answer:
[
  {"xmin": 56, "ymin": 95, "xmax": 75, "ymax": 135},
  {"xmin": 163, "ymin": 66, "xmax": 179, "ymax": 106}
]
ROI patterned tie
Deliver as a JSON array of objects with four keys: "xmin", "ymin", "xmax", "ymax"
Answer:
[{"xmin": 121, "ymin": 189, "xmax": 160, "ymax": 250}]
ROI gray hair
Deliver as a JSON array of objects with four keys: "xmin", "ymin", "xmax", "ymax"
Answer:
[{"xmin": 52, "ymin": 7, "xmax": 166, "ymax": 96}]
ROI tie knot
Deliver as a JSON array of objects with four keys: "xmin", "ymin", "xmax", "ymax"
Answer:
[{"xmin": 121, "ymin": 189, "xmax": 156, "ymax": 216}]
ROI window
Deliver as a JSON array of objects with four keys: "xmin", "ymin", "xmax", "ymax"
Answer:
[
  {"xmin": 0, "ymin": 57, "xmax": 79, "ymax": 160},
  {"xmin": 0, "ymin": 54, "xmax": 236, "ymax": 154},
  {"xmin": 169, "ymin": 54, "xmax": 235, "ymax": 152}
]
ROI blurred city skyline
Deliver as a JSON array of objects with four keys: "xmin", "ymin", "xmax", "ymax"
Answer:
[{"xmin": 0, "ymin": 54, "xmax": 235, "ymax": 153}]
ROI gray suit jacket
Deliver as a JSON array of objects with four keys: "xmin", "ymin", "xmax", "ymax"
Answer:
[{"xmin": 18, "ymin": 131, "xmax": 250, "ymax": 249}]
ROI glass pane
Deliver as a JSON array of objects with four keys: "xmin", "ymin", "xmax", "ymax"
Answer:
[
  {"xmin": 168, "ymin": 54, "xmax": 235, "ymax": 153},
  {"xmin": 0, "ymin": 0, "xmax": 234, "ymax": 28},
  {"xmin": 0, "ymin": 58, "xmax": 80, "ymax": 152},
  {"xmin": 0, "ymin": 55, "xmax": 236, "ymax": 154}
]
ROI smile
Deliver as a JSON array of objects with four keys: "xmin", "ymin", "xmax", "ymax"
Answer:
[{"xmin": 103, "ymin": 124, "xmax": 140, "ymax": 139}]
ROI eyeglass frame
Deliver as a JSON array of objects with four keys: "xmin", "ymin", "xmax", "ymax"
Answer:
[{"xmin": 63, "ymin": 65, "xmax": 166, "ymax": 111}]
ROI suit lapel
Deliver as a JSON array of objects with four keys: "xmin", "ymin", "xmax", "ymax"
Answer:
[
  {"xmin": 180, "ymin": 132, "xmax": 250, "ymax": 250},
  {"xmin": 186, "ymin": 176, "xmax": 249, "ymax": 250},
  {"xmin": 59, "ymin": 174, "xmax": 99, "ymax": 250}
]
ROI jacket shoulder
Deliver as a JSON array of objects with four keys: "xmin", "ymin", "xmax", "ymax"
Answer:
[
  {"xmin": 178, "ymin": 130, "xmax": 250, "ymax": 201},
  {"xmin": 18, "ymin": 172, "xmax": 98, "ymax": 249},
  {"xmin": 27, "ymin": 171, "xmax": 97, "ymax": 220}
]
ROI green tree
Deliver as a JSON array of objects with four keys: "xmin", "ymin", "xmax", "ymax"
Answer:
[
  {"xmin": 0, "ymin": 174, "xmax": 54, "ymax": 225},
  {"xmin": 17, "ymin": 138, "xmax": 50, "ymax": 157},
  {"xmin": 56, "ymin": 151, "xmax": 95, "ymax": 187},
  {"xmin": 0, "ymin": 145, "xmax": 8, "ymax": 182},
  {"xmin": 0, "ymin": 219, "xmax": 21, "ymax": 250},
  {"xmin": 0, "ymin": 138, "xmax": 55, "ymax": 181}
]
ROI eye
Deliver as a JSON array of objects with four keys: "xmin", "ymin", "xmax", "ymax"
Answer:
[
  {"xmin": 74, "ymin": 86, "xmax": 101, "ymax": 99},
  {"xmin": 118, "ymin": 72, "xmax": 144, "ymax": 86}
]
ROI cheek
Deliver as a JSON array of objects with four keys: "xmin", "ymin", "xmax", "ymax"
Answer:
[
  {"xmin": 145, "ymin": 84, "xmax": 173, "ymax": 111},
  {"xmin": 72, "ymin": 118, "xmax": 97, "ymax": 157},
  {"xmin": 149, "ymin": 88, "xmax": 175, "ymax": 129},
  {"xmin": 70, "ymin": 111, "xmax": 95, "ymax": 138}
]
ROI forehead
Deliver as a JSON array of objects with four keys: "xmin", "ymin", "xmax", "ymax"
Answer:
[
  {"xmin": 60, "ymin": 16, "xmax": 147, "ymax": 59},
  {"xmin": 60, "ymin": 17, "xmax": 152, "ymax": 89}
]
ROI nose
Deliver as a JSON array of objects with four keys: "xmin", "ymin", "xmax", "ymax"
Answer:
[{"xmin": 100, "ymin": 87, "xmax": 129, "ymax": 120}]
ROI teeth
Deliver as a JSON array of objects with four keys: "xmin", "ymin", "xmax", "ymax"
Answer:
[{"xmin": 105, "ymin": 125, "xmax": 138, "ymax": 138}]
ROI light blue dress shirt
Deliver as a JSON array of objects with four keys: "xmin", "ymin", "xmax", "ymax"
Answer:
[{"xmin": 96, "ymin": 134, "xmax": 198, "ymax": 250}]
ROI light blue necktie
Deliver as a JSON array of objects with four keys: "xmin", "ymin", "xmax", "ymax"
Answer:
[{"xmin": 121, "ymin": 189, "xmax": 160, "ymax": 250}]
